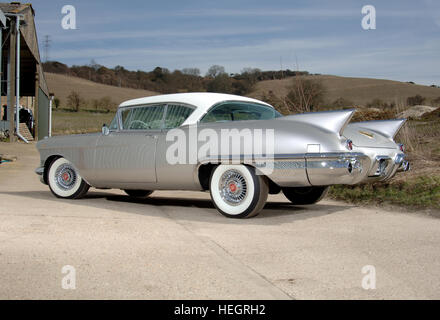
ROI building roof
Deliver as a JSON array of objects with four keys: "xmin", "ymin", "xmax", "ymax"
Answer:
[
  {"xmin": 0, "ymin": 2, "xmax": 49, "ymax": 96},
  {"xmin": 0, "ymin": 2, "xmax": 32, "ymax": 14},
  {"xmin": 119, "ymin": 92, "xmax": 273, "ymax": 125}
]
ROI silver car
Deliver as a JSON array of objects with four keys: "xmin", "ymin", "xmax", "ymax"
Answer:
[{"xmin": 36, "ymin": 93, "xmax": 409, "ymax": 218}]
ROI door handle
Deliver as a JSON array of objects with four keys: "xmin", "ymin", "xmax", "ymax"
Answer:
[{"xmin": 146, "ymin": 134, "xmax": 158, "ymax": 139}]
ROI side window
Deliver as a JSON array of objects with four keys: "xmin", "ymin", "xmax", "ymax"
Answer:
[
  {"xmin": 121, "ymin": 104, "xmax": 165, "ymax": 130},
  {"xmin": 164, "ymin": 104, "xmax": 194, "ymax": 129}
]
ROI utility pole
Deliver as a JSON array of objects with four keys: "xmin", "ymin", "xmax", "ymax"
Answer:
[
  {"xmin": 8, "ymin": 19, "xmax": 16, "ymax": 142},
  {"xmin": 43, "ymin": 35, "xmax": 51, "ymax": 62},
  {"xmin": 280, "ymin": 56, "xmax": 284, "ymax": 79}
]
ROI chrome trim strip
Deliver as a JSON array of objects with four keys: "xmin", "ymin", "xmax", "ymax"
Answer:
[
  {"xmin": 35, "ymin": 167, "xmax": 44, "ymax": 176},
  {"xmin": 196, "ymin": 152, "xmax": 371, "ymax": 188},
  {"xmin": 198, "ymin": 152, "xmax": 365, "ymax": 163}
]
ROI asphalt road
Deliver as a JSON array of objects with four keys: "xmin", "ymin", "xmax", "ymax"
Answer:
[{"xmin": 0, "ymin": 142, "xmax": 439, "ymax": 299}]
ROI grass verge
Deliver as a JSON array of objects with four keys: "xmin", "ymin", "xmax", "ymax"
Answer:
[
  {"xmin": 53, "ymin": 110, "xmax": 115, "ymax": 135},
  {"xmin": 328, "ymin": 175, "xmax": 440, "ymax": 210}
]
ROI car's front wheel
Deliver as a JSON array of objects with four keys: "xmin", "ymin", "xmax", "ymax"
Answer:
[
  {"xmin": 209, "ymin": 164, "xmax": 268, "ymax": 218},
  {"xmin": 124, "ymin": 190, "xmax": 153, "ymax": 198},
  {"xmin": 47, "ymin": 157, "xmax": 90, "ymax": 199},
  {"xmin": 282, "ymin": 186, "xmax": 328, "ymax": 205}
]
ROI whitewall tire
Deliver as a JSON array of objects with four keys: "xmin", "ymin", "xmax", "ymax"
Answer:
[
  {"xmin": 47, "ymin": 157, "xmax": 90, "ymax": 199},
  {"xmin": 209, "ymin": 164, "xmax": 268, "ymax": 218},
  {"xmin": 282, "ymin": 186, "xmax": 328, "ymax": 205}
]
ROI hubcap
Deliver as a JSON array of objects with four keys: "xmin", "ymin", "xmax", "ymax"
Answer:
[
  {"xmin": 55, "ymin": 163, "xmax": 77, "ymax": 190},
  {"xmin": 219, "ymin": 169, "xmax": 248, "ymax": 205}
]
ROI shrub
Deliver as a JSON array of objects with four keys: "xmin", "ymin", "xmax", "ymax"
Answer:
[
  {"xmin": 285, "ymin": 78, "xmax": 325, "ymax": 113},
  {"xmin": 207, "ymin": 73, "xmax": 233, "ymax": 93},
  {"xmin": 53, "ymin": 97, "xmax": 60, "ymax": 109},
  {"xmin": 91, "ymin": 96, "xmax": 117, "ymax": 112},
  {"xmin": 351, "ymin": 108, "xmax": 396, "ymax": 122},
  {"xmin": 66, "ymin": 91, "xmax": 84, "ymax": 112},
  {"xmin": 328, "ymin": 97, "xmax": 354, "ymax": 109},
  {"xmin": 407, "ymin": 94, "xmax": 426, "ymax": 106},
  {"xmin": 431, "ymin": 96, "xmax": 440, "ymax": 107},
  {"xmin": 366, "ymin": 98, "xmax": 395, "ymax": 109}
]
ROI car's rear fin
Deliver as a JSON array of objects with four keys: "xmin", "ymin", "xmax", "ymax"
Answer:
[
  {"xmin": 279, "ymin": 109, "xmax": 355, "ymax": 136},
  {"xmin": 346, "ymin": 119, "xmax": 406, "ymax": 139}
]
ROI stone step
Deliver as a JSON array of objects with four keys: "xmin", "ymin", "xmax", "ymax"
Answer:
[{"xmin": 18, "ymin": 123, "xmax": 34, "ymax": 141}]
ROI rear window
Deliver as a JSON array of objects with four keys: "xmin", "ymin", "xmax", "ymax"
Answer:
[{"xmin": 200, "ymin": 101, "xmax": 281, "ymax": 123}]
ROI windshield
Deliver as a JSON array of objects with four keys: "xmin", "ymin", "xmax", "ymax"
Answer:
[{"xmin": 108, "ymin": 114, "xmax": 118, "ymax": 130}]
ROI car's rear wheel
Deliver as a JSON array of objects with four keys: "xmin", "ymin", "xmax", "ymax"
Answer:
[
  {"xmin": 209, "ymin": 164, "xmax": 268, "ymax": 218},
  {"xmin": 124, "ymin": 190, "xmax": 153, "ymax": 198},
  {"xmin": 282, "ymin": 186, "xmax": 329, "ymax": 205},
  {"xmin": 47, "ymin": 157, "xmax": 89, "ymax": 199}
]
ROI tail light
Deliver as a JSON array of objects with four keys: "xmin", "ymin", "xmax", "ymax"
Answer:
[
  {"xmin": 346, "ymin": 139, "xmax": 353, "ymax": 150},
  {"xmin": 398, "ymin": 143, "xmax": 405, "ymax": 152}
]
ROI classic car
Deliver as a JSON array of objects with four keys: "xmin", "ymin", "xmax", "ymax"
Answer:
[{"xmin": 35, "ymin": 92, "xmax": 410, "ymax": 218}]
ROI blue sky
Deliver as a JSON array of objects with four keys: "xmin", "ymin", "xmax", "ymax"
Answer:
[{"xmin": 31, "ymin": 0, "xmax": 439, "ymax": 85}]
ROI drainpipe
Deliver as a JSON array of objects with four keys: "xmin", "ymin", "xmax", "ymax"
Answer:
[
  {"xmin": 14, "ymin": 15, "xmax": 28, "ymax": 143},
  {"xmin": 49, "ymin": 94, "xmax": 54, "ymax": 136}
]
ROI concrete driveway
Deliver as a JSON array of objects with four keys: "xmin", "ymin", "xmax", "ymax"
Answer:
[{"xmin": 0, "ymin": 142, "xmax": 439, "ymax": 299}]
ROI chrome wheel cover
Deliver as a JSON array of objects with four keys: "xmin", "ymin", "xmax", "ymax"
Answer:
[
  {"xmin": 219, "ymin": 169, "xmax": 248, "ymax": 206},
  {"xmin": 55, "ymin": 163, "xmax": 77, "ymax": 191}
]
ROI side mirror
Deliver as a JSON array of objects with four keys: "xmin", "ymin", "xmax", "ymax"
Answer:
[{"xmin": 102, "ymin": 124, "xmax": 110, "ymax": 135}]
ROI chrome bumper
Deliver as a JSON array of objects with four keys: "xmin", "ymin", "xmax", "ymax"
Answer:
[
  {"xmin": 266, "ymin": 152, "xmax": 371, "ymax": 187},
  {"xmin": 366, "ymin": 153, "xmax": 409, "ymax": 182},
  {"xmin": 305, "ymin": 152, "xmax": 371, "ymax": 186}
]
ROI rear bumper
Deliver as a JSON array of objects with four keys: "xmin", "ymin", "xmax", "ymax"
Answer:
[
  {"xmin": 265, "ymin": 152, "xmax": 371, "ymax": 187},
  {"xmin": 365, "ymin": 153, "xmax": 409, "ymax": 182},
  {"xmin": 305, "ymin": 152, "xmax": 371, "ymax": 186},
  {"xmin": 267, "ymin": 152, "xmax": 408, "ymax": 187}
]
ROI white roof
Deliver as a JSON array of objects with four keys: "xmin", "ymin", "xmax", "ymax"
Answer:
[{"xmin": 118, "ymin": 92, "xmax": 273, "ymax": 125}]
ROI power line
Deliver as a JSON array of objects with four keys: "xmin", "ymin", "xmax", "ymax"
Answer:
[{"xmin": 43, "ymin": 35, "xmax": 51, "ymax": 62}]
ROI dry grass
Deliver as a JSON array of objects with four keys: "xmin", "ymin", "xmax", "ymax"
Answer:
[
  {"xmin": 45, "ymin": 72, "xmax": 158, "ymax": 107},
  {"xmin": 250, "ymin": 75, "xmax": 440, "ymax": 106}
]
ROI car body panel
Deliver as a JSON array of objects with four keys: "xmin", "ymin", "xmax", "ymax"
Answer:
[{"xmin": 92, "ymin": 130, "xmax": 159, "ymax": 186}]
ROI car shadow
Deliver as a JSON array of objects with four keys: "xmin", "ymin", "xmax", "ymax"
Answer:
[{"xmin": 0, "ymin": 189, "xmax": 355, "ymax": 225}]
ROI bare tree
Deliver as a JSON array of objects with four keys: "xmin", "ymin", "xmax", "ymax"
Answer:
[
  {"xmin": 89, "ymin": 59, "xmax": 101, "ymax": 71},
  {"xmin": 53, "ymin": 97, "xmax": 60, "ymax": 109},
  {"xmin": 286, "ymin": 76, "xmax": 325, "ymax": 113},
  {"xmin": 241, "ymin": 67, "xmax": 261, "ymax": 85},
  {"xmin": 67, "ymin": 91, "xmax": 84, "ymax": 112},
  {"xmin": 206, "ymin": 65, "xmax": 226, "ymax": 78}
]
